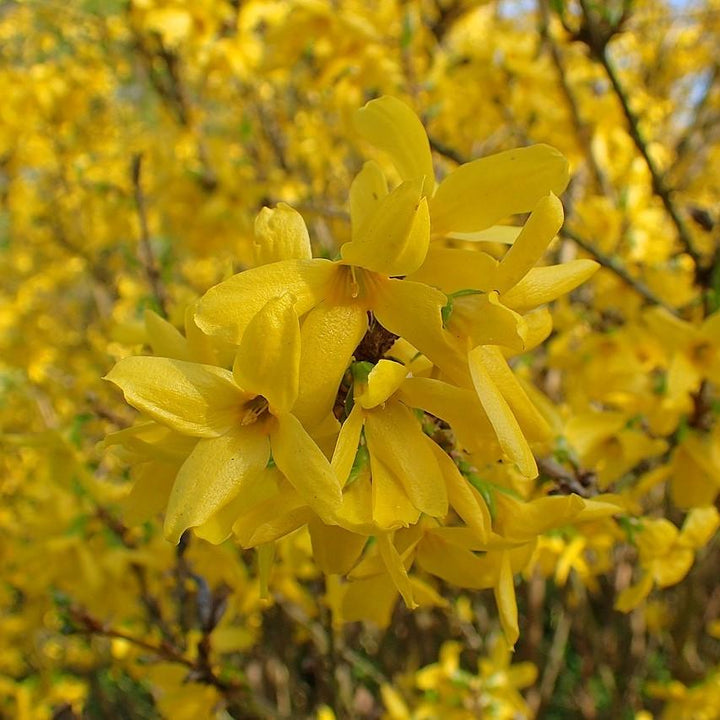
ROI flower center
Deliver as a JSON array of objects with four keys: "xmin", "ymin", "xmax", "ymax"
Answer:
[{"xmin": 239, "ymin": 395, "xmax": 270, "ymax": 426}]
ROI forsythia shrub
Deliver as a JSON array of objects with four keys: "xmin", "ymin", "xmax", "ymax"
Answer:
[{"xmin": 1, "ymin": 1, "xmax": 719, "ymax": 719}]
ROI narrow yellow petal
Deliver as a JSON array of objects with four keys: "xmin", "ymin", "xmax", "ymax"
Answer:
[
  {"xmin": 493, "ymin": 493, "xmax": 585, "ymax": 540},
  {"xmin": 396, "ymin": 377, "xmax": 494, "ymax": 453},
  {"xmin": 233, "ymin": 294, "xmax": 300, "ymax": 414},
  {"xmin": 373, "ymin": 278, "xmax": 468, "ymax": 383},
  {"xmin": 365, "ymin": 403, "xmax": 448, "ymax": 517},
  {"xmin": 680, "ymin": 506, "xmax": 720, "ymax": 549},
  {"xmin": 468, "ymin": 347, "xmax": 537, "ymax": 477},
  {"xmin": 293, "ymin": 302, "xmax": 367, "ymax": 431},
  {"xmin": 340, "ymin": 574, "xmax": 398, "ymax": 626},
  {"xmin": 195, "ymin": 465, "xmax": 279, "ymax": 544},
  {"xmin": 341, "ymin": 179, "xmax": 430, "ymax": 277},
  {"xmin": 331, "ymin": 405, "xmax": 365, "ymax": 486},
  {"xmin": 233, "ymin": 488, "xmax": 313, "ymax": 547},
  {"xmin": 184, "ymin": 303, "xmax": 227, "ymax": 366},
  {"xmin": 431, "ymin": 144, "xmax": 569, "ymax": 234},
  {"xmin": 377, "ymin": 533, "xmax": 417, "ymax": 609},
  {"xmin": 450, "ymin": 292, "xmax": 528, "ymax": 352},
  {"xmin": 356, "ymin": 359, "xmax": 408, "ymax": 409},
  {"xmin": 309, "ymin": 518, "xmax": 367, "ymax": 575},
  {"xmin": 253, "ymin": 203, "xmax": 312, "ymax": 266},
  {"xmin": 494, "ymin": 193, "xmax": 564, "ymax": 293},
  {"xmin": 475, "ymin": 346, "xmax": 552, "ymax": 442},
  {"xmin": 354, "ymin": 95, "xmax": 434, "ymax": 194},
  {"xmin": 415, "ymin": 532, "xmax": 496, "ymax": 589},
  {"xmin": 105, "ymin": 357, "xmax": 244, "ymax": 438},
  {"xmin": 195, "ymin": 259, "xmax": 335, "ymax": 344},
  {"xmin": 615, "ymin": 573, "xmax": 653, "ymax": 612},
  {"xmin": 350, "ymin": 160, "xmax": 389, "ymax": 238},
  {"xmin": 144, "ymin": 309, "xmax": 190, "ymax": 361},
  {"xmin": 271, "ymin": 413, "xmax": 343, "ymax": 522},
  {"xmin": 408, "ymin": 247, "xmax": 498, "ymax": 294},
  {"xmin": 512, "ymin": 307, "xmax": 553, "ymax": 353},
  {"xmin": 500, "ymin": 259, "xmax": 598, "ymax": 313},
  {"xmin": 446, "ymin": 225, "xmax": 523, "ymax": 245},
  {"xmin": 652, "ymin": 549, "xmax": 694, "ymax": 588},
  {"xmin": 370, "ymin": 453, "xmax": 420, "ymax": 530},
  {"xmin": 644, "ymin": 306, "xmax": 699, "ymax": 350},
  {"xmin": 164, "ymin": 426, "xmax": 270, "ymax": 543},
  {"xmin": 428, "ymin": 441, "xmax": 491, "ymax": 543},
  {"xmin": 494, "ymin": 551, "xmax": 519, "ymax": 647}
]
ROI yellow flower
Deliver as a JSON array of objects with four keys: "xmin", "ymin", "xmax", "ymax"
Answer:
[{"xmin": 106, "ymin": 294, "xmax": 342, "ymax": 543}]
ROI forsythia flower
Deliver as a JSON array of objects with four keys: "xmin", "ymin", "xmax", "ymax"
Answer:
[{"xmin": 105, "ymin": 95, "xmax": 610, "ymax": 645}]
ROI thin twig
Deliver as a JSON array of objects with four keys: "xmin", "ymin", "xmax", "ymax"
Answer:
[
  {"xmin": 578, "ymin": 0, "xmax": 701, "ymax": 265},
  {"xmin": 132, "ymin": 153, "xmax": 168, "ymax": 316},
  {"xmin": 562, "ymin": 228, "xmax": 681, "ymax": 316},
  {"xmin": 537, "ymin": 0, "xmax": 614, "ymax": 198}
]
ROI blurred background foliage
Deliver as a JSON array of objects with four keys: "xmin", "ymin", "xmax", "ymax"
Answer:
[{"xmin": 1, "ymin": 0, "xmax": 720, "ymax": 718}]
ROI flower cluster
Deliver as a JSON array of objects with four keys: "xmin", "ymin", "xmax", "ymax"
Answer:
[{"xmin": 106, "ymin": 96, "xmax": 616, "ymax": 644}]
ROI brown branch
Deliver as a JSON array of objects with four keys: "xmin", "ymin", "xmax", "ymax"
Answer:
[
  {"xmin": 537, "ymin": 0, "xmax": 614, "ymax": 198},
  {"xmin": 132, "ymin": 154, "xmax": 168, "ymax": 316},
  {"xmin": 578, "ymin": 0, "xmax": 702, "ymax": 266},
  {"xmin": 562, "ymin": 228, "xmax": 681, "ymax": 317}
]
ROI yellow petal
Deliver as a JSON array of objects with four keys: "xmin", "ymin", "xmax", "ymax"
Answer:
[
  {"xmin": 233, "ymin": 487, "xmax": 313, "ymax": 547},
  {"xmin": 373, "ymin": 278, "xmax": 467, "ymax": 383},
  {"xmin": 365, "ymin": 403, "xmax": 448, "ymax": 517},
  {"xmin": 339, "ymin": 574, "xmax": 398, "ymax": 626},
  {"xmin": 123, "ymin": 461, "xmax": 178, "ymax": 525},
  {"xmin": 341, "ymin": 179, "xmax": 430, "ymax": 276},
  {"xmin": 512, "ymin": 307, "xmax": 553, "ymax": 353},
  {"xmin": 253, "ymin": 203, "xmax": 312, "ymax": 266},
  {"xmin": 494, "ymin": 193, "xmax": 564, "ymax": 293},
  {"xmin": 144, "ymin": 309, "xmax": 190, "ymax": 360},
  {"xmin": 350, "ymin": 160, "xmax": 389, "ymax": 238},
  {"xmin": 500, "ymin": 259, "xmax": 598, "ymax": 312},
  {"xmin": 493, "ymin": 492, "xmax": 585, "ymax": 540},
  {"xmin": 105, "ymin": 357, "xmax": 244, "ymax": 438},
  {"xmin": 195, "ymin": 465, "xmax": 279, "ymax": 544},
  {"xmin": 431, "ymin": 144, "xmax": 569, "ymax": 235},
  {"xmin": 468, "ymin": 347, "xmax": 537, "ymax": 477},
  {"xmin": 428, "ymin": 441, "xmax": 491, "ymax": 543},
  {"xmin": 331, "ymin": 405, "xmax": 365, "ymax": 486},
  {"xmin": 396, "ymin": 377, "xmax": 494, "ymax": 453},
  {"xmin": 494, "ymin": 551, "xmax": 519, "ymax": 647},
  {"xmin": 680, "ymin": 506, "xmax": 720, "ymax": 550},
  {"xmin": 293, "ymin": 302, "xmax": 367, "ymax": 430},
  {"xmin": 184, "ymin": 303, "xmax": 226, "ymax": 366},
  {"xmin": 644, "ymin": 307, "xmax": 698, "ymax": 351},
  {"xmin": 415, "ymin": 532, "xmax": 497, "ymax": 589},
  {"xmin": 356, "ymin": 359, "xmax": 408, "ymax": 409},
  {"xmin": 354, "ymin": 95, "xmax": 434, "ymax": 194},
  {"xmin": 615, "ymin": 573, "xmax": 653, "ymax": 612},
  {"xmin": 449, "ymin": 292, "xmax": 528, "ymax": 352},
  {"xmin": 474, "ymin": 346, "xmax": 552, "ymax": 442},
  {"xmin": 446, "ymin": 225, "xmax": 522, "ymax": 245},
  {"xmin": 164, "ymin": 426, "xmax": 270, "ymax": 543},
  {"xmin": 271, "ymin": 413, "xmax": 342, "ymax": 522},
  {"xmin": 370, "ymin": 453, "xmax": 420, "ymax": 530},
  {"xmin": 377, "ymin": 533, "xmax": 417, "ymax": 609},
  {"xmin": 195, "ymin": 259, "xmax": 335, "ymax": 344},
  {"xmin": 408, "ymin": 247, "xmax": 498, "ymax": 294},
  {"xmin": 652, "ymin": 548, "xmax": 694, "ymax": 588},
  {"xmin": 233, "ymin": 294, "xmax": 300, "ymax": 414},
  {"xmin": 309, "ymin": 518, "xmax": 367, "ymax": 575}
]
